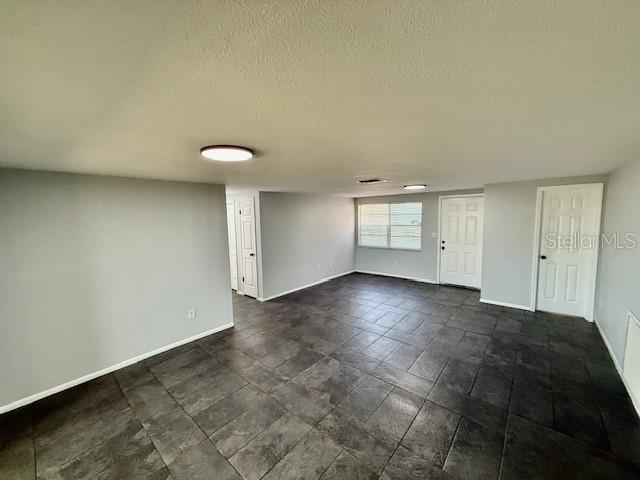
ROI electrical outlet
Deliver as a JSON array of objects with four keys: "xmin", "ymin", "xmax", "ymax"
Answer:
[
  {"xmin": 328, "ymin": 260, "xmax": 333, "ymax": 267},
  {"xmin": 187, "ymin": 308, "xmax": 197, "ymax": 319},
  {"xmin": 316, "ymin": 263, "xmax": 321, "ymax": 270}
]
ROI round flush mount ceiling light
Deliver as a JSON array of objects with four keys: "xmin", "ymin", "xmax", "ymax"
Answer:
[
  {"xmin": 403, "ymin": 184, "xmax": 427, "ymax": 190},
  {"xmin": 200, "ymin": 145, "xmax": 254, "ymax": 162}
]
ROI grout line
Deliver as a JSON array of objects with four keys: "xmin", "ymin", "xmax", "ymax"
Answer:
[
  {"xmin": 113, "ymin": 374, "xmax": 173, "ymax": 476},
  {"xmin": 497, "ymin": 376, "xmax": 515, "ymax": 480}
]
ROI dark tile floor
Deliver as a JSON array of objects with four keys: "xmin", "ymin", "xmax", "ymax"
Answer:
[{"xmin": 2, "ymin": 273, "xmax": 639, "ymax": 479}]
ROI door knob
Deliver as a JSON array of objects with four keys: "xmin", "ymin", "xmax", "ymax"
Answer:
[
  {"xmin": 249, "ymin": 253, "xmax": 255, "ymax": 257},
  {"xmin": 540, "ymin": 255, "xmax": 547, "ymax": 259},
  {"xmin": 441, "ymin": 246, "xmax": 445, "ymax": 250}
]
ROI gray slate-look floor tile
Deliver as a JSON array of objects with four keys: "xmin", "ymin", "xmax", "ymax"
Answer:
[
  {"xmin": 263, "ymin": 429, "xmax": 342, "ymax": 480},
  {"xmin": 168, "ymin": 439, "xmax": 241, "ymax": 480},
  {"xmin": 362, "ymin": 336, "xmax": 401, "ymax": 360},
  {"xmin": 320, "ymin": 450, "xmax": 377, "ymax": 480},
  {"xmin": 408, "ymin": 349, "xmax": 449, "ymax": 381},
  {"xmin": 502, "ymin": 414, "xmax": 639, "ymax": 480},
  {"xmin": 171, "ymin": 367, "xmax": 248, "ymax": 416},
  {"xmin": 428, "ymin": 384, "xmax": 508, "ymax": 432},
  {"xmin": 276, "ymin": 349, "xmax": 325, "ymax": 378},
  {"xmin": 210, "ymin": 397, "xmax": 286, "ymax": 458},
  {"xmin": 150, "ymin": 348, "xmax": 217, "ymax": 389},
  {"xmin": 383, "ymin": 343, "xmax": 423, "ymax": 370},
  {"xmin": 141, "ymin": 406, "xmax": 206, "ymax": 464},
  {"xmin": 372, "ymin": 363, "xmax": 434, "ymax": 398},
  {"xmin": 193, "ymin": 384, "xmax": 273, "ymax": 436},
  {"xmin": 270, "ymin": 381, "xmax": 333, "ymax": 425},
  {"xmin": 470, "ymin": 367, "xmax": 512, "ymax": 410},
  {"xmin": 381, "ymin": 446, "xmax": 453, "ymax": 480},
  {"xmin": 509, "ymin": 378, "xmax": 553, "ymax": 427},
  {"xmin": 435, "ymin": 358, "xmax": 480, "ymax": 395},
  {"xmin": 93, "ymin": 445, "xmax": 168, "ymax": 480},
  {"xmin": 0, "ymin": 433, "xmax": 35, "ymax": 480},
  {"xmin": 229, "ymin": 412, "xmax": 312, "ymax": 480},
  {"xmin": 317, "ymin": 409, "xmax": 396, "ymax": 475},
  {"xmin": 401, "ymin": 400, "xmax": 460, "ymax": 467},
  {"xmin": 367, "ymin": 388, "xmax": 421, "ymax": 441},
  {"xmin": 38, "ymin": 414, "xmax": 153, "ymax": 480},
  {"xmin": 443, "ymin": 418, "xmax": 504, "ymax": 480},
  {"xmin": 339, "ymin": 375, "xmax": 394, "ymax": 421},
  {"xmin": 4, "ymin": 274, "xmax": 638, "ymax": 480}
]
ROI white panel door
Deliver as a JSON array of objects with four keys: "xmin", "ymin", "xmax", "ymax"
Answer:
[
  {"xmin": 226, "ymin": 201, "xmax": 238, "ymax": 291},
  {"xmin": 239, "ymin": 198, "xmax": 258, "ymax": 298},
  {"xmin": 440, "ymin": 196, "xmax": 484, "ymax": 288},
  {"xmin": 536, "ymin": 185, "xmax": 602, "ymax": 317}
]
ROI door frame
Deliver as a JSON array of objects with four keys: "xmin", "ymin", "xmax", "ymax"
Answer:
[
  {"xmin": 237, "ymin": 196, "xmax": 259, "ymax": 298},
  {"xmin": 436, "ymin": 193, "xmax": 485, "ymax": 285},
  {"xmin": 529, "ymin": 183, "xmax": 604, "ymax": 321},
  {"xmin": 226, "ymin": 200, "xmax": 238, "ymax": 291}
]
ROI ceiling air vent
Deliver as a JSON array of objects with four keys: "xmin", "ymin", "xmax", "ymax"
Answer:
[{"xmin": 356, "ymin": 178, "xmax": 385, "ymax": 184}]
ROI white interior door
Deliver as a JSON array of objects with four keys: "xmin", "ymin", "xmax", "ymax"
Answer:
[
  {"xmin": 239, "ymin": 198, "xmax": 258, "ymax": 298},
  {"xmin": 439, "ymin": 196, "xmax": 484, "ymax": 289},
  {"xmin": 226, "ymin": 201, "xmax": 238, "ymax": 291},
  {"xmin": 536, "ymin": 184, "xmax": 603, "ymax": 318}
]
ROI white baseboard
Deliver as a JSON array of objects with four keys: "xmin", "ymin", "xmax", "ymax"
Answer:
[
  {"xmin": 594, "ymin": 318, "xmax": 640, "ymax": 417},
  {"xmin": 0, "ymin": 322, "xmax": 235, "ymax": 415},
  {"xmin": 479, "ymin": 298, "xmax": 535, "ymax": 312},
  {"xmin": 354, "ymin": 270, "xmax": 438, "ymax": 285},
  {"xmin": 258, "ymin": 270, "xmax": 355, "ymax": 302}
]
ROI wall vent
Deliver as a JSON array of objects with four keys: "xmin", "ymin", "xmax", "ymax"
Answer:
[
  {"xmin": 623, "ymin": 310, "xmax": 640, "ymax": 409},
  {"xmin": 356, "ymin": 178, "xmax": 386, "ymax": 184}
]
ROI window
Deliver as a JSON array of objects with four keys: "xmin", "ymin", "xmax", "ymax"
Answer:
[{"xmin": 358, "ymin": 202, "xmax": 422, "ymax": 250}]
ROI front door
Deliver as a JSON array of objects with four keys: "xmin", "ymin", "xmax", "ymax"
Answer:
[
  {"xmin": 439, "ymin": 196, "xmax": 484, "ymax": 289},
  {"xmin": 536, "ymin": 184, "xmax": 603, "ymax": 318},
  {"xmin": 239, "ymin": 198, "xmax": 258, "ymax": 298}
]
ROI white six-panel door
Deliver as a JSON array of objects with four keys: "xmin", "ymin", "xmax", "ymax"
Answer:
[
  {"xmin": 239, "ymin": 198, "xmax": 258, "ymax": 298},
  {"xmin": 226, "ymin": 201, "xmax": 238, "ymax": 291},
  {"xmin": 535, "ymin": 184, "xmax": 603, "ymax": 318},
  {"xmin": 439, "ymin": 196, "xmax": 484, "ymax": 289}
]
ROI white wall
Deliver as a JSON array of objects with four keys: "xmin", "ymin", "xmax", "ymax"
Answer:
[
  {"xmin": 481, "ymin": 174, "xmax": 607, "ymax": 309},
  {"xmin": 355, "ymin": 190, "xmax": 482, "ymax": 283},
  {"xmin": 0, "ymin": 169, "xmax": 233, "ymax": 410},
  {"xmin": 259, "ymin": 192, "xmax": 355, "ymax": 299},
  {"xmin": 595, "ymin": 156, "xmax": 640, "ymax": 366}
]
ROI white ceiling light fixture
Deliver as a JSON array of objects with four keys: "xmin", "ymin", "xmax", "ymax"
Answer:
[
  {"xmin": 200, "ymin": 145, "xmax": 254, "ymax": 162},
  {"xmin": 403, "ymin": 184, "xmax": 427, "ymax": 190}
]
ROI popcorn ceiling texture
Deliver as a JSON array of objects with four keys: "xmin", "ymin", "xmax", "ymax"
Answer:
[{"xmin": 1, "ymin": 1, "xmax": 639, "ymax": 195}]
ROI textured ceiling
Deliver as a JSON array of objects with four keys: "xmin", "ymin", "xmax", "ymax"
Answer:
[{"xmin": 2, "ymin": 1, "xmax": 639, "ymax": 196}]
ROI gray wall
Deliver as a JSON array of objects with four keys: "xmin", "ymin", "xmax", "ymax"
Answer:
[
  {"xmin": 259, "ymin": 192, "xmax": 355, "ymax": 299},
  {"xmin": 0, "ymin": 169, "xmax": 233, "ymax": 409},
  {"xmin": 595, "ymin": 157, "xmax": 640, "ymax": 365},
  {"xmin": 355, "ymin": 190, "xmax": 482, "ymax": 282},
  {"xmin": 482, "ymin": 174, "xmax": 607, "ymax": 308}
]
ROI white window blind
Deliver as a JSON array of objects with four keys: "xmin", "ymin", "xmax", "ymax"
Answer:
[{"xmin": 358, "ymin": 202, "xmax": 422, "ymax": 250}]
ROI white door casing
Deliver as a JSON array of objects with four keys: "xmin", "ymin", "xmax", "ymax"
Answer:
[
  {"xmin": 239, "ymin": 198, "xmax": 258, "ymax": 298},
  {"xmin": 439, "ymin": 195, "xmax": 484, "ymax": 289},
  {"xmin": 534, "ymin": 184, "xmax": 603, "ymax": 319},
  {"xmin": 226, "ymin": 201, "xmax": 238, "ymax": 291}
]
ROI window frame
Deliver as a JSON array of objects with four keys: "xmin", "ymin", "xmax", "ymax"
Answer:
[{"xmin": 357, "ymin": 201, "xmax": 423, "ymax": 251}]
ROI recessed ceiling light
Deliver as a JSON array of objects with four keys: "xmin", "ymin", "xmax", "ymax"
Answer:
[
  {"xmin": 200, "ymin": 145, "xmax": 254, "ymax": 162},
  {"xmin": 403, "ymin": 184, "xmax": 427, "ymax": 190}
]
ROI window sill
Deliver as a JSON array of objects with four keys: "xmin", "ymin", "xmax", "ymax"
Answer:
[{"xmin": 357, "ymin": 245, "xmax": 422, "ymax": 252}]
